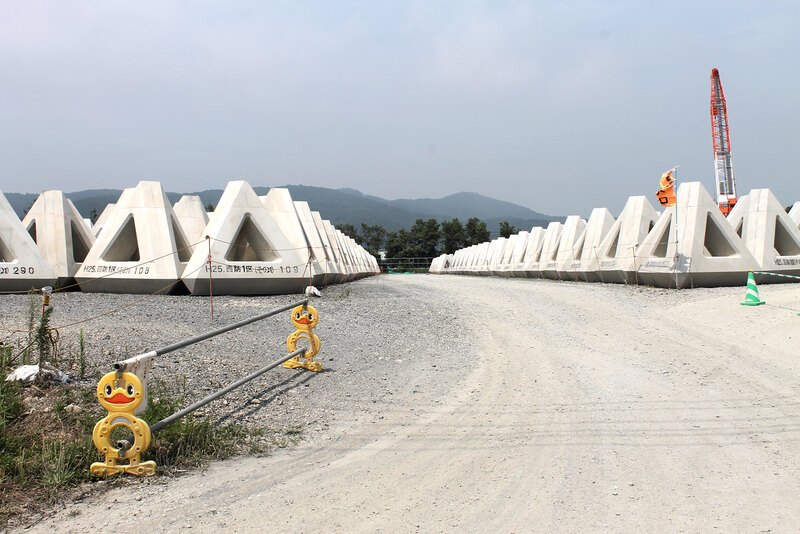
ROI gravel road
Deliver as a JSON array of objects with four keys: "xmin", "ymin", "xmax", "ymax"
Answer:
[{"xmin": 6, "ymin": 274, "xmax": 800, "ymax": 532}]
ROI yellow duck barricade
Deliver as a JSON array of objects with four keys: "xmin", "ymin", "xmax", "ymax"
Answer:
[
  {"xmin": 90, "ymin": 371, "xmax": 157, "ymax": 476},
  {"xmin": 283, "ymin": 304, "xmax": 323, "ymax": 372}
]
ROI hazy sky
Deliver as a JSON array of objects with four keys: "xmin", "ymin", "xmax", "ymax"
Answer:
[{"xmin": 1, "ymin": 1, "xmax": 798, "ymax": 216}]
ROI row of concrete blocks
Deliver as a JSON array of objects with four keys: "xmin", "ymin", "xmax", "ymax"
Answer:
[
  {"xmin": 0, "ymin": 181, "xmax": 378, "ymax": 295},
  {"xmin": 430, "ymin": 182, "xmax": 800, "ymax": 289}
]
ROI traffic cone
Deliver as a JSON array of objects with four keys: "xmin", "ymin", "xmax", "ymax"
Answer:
[{"xmin": 740, "ymin": 271, "xmax": 765, "ymax": 306}]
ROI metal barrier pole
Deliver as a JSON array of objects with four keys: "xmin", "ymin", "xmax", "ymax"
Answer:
[
  {"xmin": 114, "ymin": 299, "xmax": 308, "ymax": 371},
  {"xmin": 149, "ymin": 347, "xmax": 306, "ymax": 432}
]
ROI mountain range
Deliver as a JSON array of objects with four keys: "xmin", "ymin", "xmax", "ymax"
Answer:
[{"xmin": 4, "ymin": 185, "xmax": 563, "ymax": 234}]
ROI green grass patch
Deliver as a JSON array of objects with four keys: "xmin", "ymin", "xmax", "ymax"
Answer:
[
  {"xmin": 140, "ymin": 382, "xmax": 285, "ymax": 473},
  {"xmin": 0, "ymin": 377, "xmax": 302, "ymax": 529}
]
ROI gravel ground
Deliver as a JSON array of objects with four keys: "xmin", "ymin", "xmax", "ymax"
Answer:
[
  {"xmin": 7, "ymin": 274, "xmax": 800, "ymax": 532},
  {"xmin": 0, "ymin": 276, "xmax": 475, "ymax": 443}
]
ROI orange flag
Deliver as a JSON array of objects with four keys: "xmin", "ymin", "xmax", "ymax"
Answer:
[{"xmin": 655, "ymin": 168, "xmax": 676, "ymax": 207}]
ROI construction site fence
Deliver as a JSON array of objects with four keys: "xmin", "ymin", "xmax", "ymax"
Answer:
[{"xmin": 380, "ymin": 257, "xmax": 436, "ymax": 271}]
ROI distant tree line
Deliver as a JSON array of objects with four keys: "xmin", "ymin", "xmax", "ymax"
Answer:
[{"xmin": 338, "ymin": 218, "xmax": 517, "ymax": 258}]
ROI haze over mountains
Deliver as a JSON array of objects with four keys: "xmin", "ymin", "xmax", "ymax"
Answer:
[{"xmin": 4, "ymin": 185, "xmax": 563, "ymax": 233}]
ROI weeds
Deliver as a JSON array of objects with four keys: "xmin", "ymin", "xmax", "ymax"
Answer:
[
  {"xmin": 24, "ymin": 293, "xmax": 37, "ymax": 365},
  {"xmin": 1, "ymin": 301, "xmax": 300, "ymax": 529},
  {"xmin": 0, "ymin": 375, "xmax": 293, "ymax": 528},
  {"xmin": 141, "ymin": 382, "xmax": 270, "ymax": 472},
  {"xmin": 0, "ymin": 344, "xmax": 11, "ymax": 372},
  {"xmin": 36, "ymin": 306, "xmax": 55, "ymax": 373},
  {"xmin": 78, "ymin": 329, "xmax": 86, "ymax": 379}
]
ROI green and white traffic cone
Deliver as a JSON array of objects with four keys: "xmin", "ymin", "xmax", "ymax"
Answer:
[{"xmin": 740, "ymin": 271, "xmax": 765, "ymax": 306}]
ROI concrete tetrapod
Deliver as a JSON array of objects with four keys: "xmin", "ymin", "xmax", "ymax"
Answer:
[
  {"xmin": 594, "ymin": 196, "xmax": 659, "ymax": 284},
  {"xmin": 520, "ymin": 227, "xmax": 546, "ymax": 278},
  {"xmin": 555, "ymin": 216, "xmax": 587, "ymax": 281},
  {"xmin": 261, "ymin": 188, "xmax": 324, "ymax": 287},
  {"xmin": 22, "ymin": 190, "xmax": 95, "ymax": 288},
  {"xmin": 173, "ymin": 196, "xmax": 209, "ymax": 246},
  {"xmin": 182, "ymin": 181, "xmax": 315, "ymax": 296},
  {"xmin": 509, "ymin": 231, "xmax": 530, "ymax": 277},
  {"xmin": 76, "ymin": 182, "xmax": 192, "ymax": 294},
  {"xmin": 574, "ymin": 208, "xmax": 615, "ymax": 282},
  {"xmin": 295, "ymin": 202, "xmax": 340, "ymax": 285},
  {"xmin": 311, "ymin": 211, "xmax": 346, "ymax": 283},
  {"xmin": 538, "ymin": 222, "xmax": 564, "ymax": 280},
  {"xmin": 0, "ymin": 191, "xmax": 57, "ymax": 292},
  {"xmin": 636, "ymin": 182, "xmax": 758, "ymax": 288},
  {"xmin": 727, "ymin": 189, "xmax": 800, "ymax": 279}
]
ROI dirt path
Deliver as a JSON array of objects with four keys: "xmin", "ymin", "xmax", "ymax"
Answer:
[{"xmin": 26, "ymin": 276, "xmax": 800, "ymax": 532}]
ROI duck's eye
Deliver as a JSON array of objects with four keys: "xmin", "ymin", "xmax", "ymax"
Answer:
[
  {"xmin": 104, "ymin": 384, "xmax": 112, "ymax": 396},
  {"xmin": 127, "ymin": 384, "xmax": 135, "ymax": 396},
  {"xmin": 307, "ymin": 314, "xmax": 314, "ymax": 321},
  {"xmin": 295, "ymin": 312, "xmax": 302, "ymax": 319}
]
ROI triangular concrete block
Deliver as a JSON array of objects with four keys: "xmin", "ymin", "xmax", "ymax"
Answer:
[
  {"xmin": 789, "ymin": 201, "xmax": 800, "ymax": 227},
  {"xmin": 173, "ymin": 196, "xmax": 209, "ymax": 247},
  {"xmin": 310, "ymin": 211, "xmax": 345, "ymax": 283},
  {"xmin": 342, "ymin": 234, "xmax": 362, "ymax": 278},
  {"xmin": 181, "ymin": 181, "xmax": 315, "ymax": 295},
  {"xmin": 595, "ymin": 196, "xmax": 658, "ymax": 284},
  {"xmin": 485, "ymin": 238, "xmax": 507, "ymax": 276},
  {"xmin": 355, "ymin": 238, "xmax": 378, "ymax": 276},
  {"xmin": 636, "ymin": 182, "xmax": 758, "ymax": 288},
  {"xmin": 295, "ymin": 202, "xmax": 340, "ymax": 285},
  {"xmin": 477, "ymin": 242, "xmax": 491, "ymax": 274},
  {"xmin": 0, "ymin": 191, "xmax": 57, "ymax": 292},
  {"xmin": 495, "ymin": 235, "xmax": 516, "ymax": 276},
  {"xmin": 76, "ymin": 181, "xmax": 190, "ymax": 294},
  {"xmin": 470, "ymin": 241, "xmax": 488, "ymax": 275},
  {"xmin": 555, "ymin": 216, "xmax": 587, "ymax": 281},
  {"xmin": 539, "ymin": 222, "xmax": 563, "ymax": 279},
  {"xmin": 467, "ymin": 242, "xmax": 488, "ymax": 275},
  {"xmin": 22, "ymin": 190, "xmax": 95, "ymax": 287},
  {"xmin": 332, "ymin": 228, "xmax": 355, "ymax": 279},
  {"xmin": 92, "ymin": 203, "xmax": 117, "ymax": 237},
  {"xmin": 575, "ymin": 208, "xmax": 616, "ymax": 282},
  {"xmin": 430, "ymin": 253, "xmax": 454, "ymax": 273},
  {"xmin": 466, "ymin": 244, "xmax": 481, "ymax": 274},
  {"xmin": 347, "ymin": 235, "xmax": 366, "ymax": 277},
  {"xmin": 450, "ymin": 246, "xmax": 467, "ymax": 274},
  {"xmin": 323, "ymin": 220, "xmax": 353, "ymax": 281},
  {"xmin": 726, "ymin": 189, "xmax": 800, "ymax": 277},
  {"xmin": 508, "ymin": 231, "xmax": 530, "ymax": 277},
  {"xmin": 517, "ymin": 227, "xmax": 545, "ymax": 278},
  {"xmin": 260, "ymin": 188, "xmax": 321, "ymax": 285}
]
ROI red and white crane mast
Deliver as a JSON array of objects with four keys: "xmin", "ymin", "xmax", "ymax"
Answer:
[{"xmin": 710, "ymin": 67, "xmax": 737, "ymax": 216}]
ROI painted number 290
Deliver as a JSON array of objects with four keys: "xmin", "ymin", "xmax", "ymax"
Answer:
[{"xmin": 0, "ymin": 266, "xmax": 35, "ymax": 275}]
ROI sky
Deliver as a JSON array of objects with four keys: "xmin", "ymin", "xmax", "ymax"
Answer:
[{"xmin": 1, "ymin": 1, "xmax": 798, "ymax": 217}]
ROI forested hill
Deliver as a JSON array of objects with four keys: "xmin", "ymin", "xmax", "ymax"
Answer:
[{"xmin": 4, "ymin": 185, "xmax": 563, "ymax": 232}]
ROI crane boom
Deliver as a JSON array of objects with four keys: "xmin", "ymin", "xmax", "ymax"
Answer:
[{"xmin": 710, "ymin": 67, "xmax": 737, "ymax": 216}]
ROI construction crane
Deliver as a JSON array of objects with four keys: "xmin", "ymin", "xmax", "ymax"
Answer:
[{"xmin": 710, "ymin": 67, "xmax": 737, "ymax": 216}]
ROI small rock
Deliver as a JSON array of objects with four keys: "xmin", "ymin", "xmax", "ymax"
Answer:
[{"xmin": 64, "ymin": 403, "xmax": 82, "ymax": 414}]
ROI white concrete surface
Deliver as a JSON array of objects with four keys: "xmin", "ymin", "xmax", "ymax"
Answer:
[
  {"xmin": 636, "ymin": 182, "xmax": 758, "ymax": 288},
  {"xmin": 76, "ymin": 181, "xmax": 190, "ymax": 294},
  {"xmin": 0, "ymin": 191, "xmax": 57, "ymax": 292},
  {"xmin": 22, "ymin": 190, "xmax": 95, "ymax": 286}
]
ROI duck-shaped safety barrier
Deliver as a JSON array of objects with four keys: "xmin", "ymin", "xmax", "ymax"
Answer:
[
  {"xmin": 283, "ymin": 304, "xmax": 322, "ymax": 372},
  {"xmin": 90, "ymin": 371, "xmax": 157, "ymax": 476}
]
